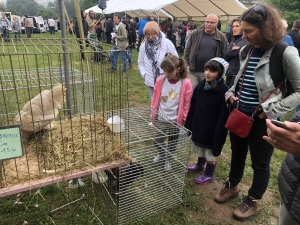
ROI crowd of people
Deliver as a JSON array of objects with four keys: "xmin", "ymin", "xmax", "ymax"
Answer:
[
  {"xmin": 136, "ymin": 4, "xmax": 300, "ymax": 225},
  {"xmin": 1, "ymin": 4, "xmax": 300, "ymax": 224}
]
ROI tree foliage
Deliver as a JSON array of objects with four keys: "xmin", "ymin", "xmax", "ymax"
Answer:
[
  {"xmin": 266, "ymin": 0, "xmax": 300, "ymax": 28},
  {"xmin": 5, "ymin": 0, "xmax": 100, "ymax": 20}
]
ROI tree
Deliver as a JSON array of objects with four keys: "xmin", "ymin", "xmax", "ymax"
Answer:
[
  {"xmin": 37, "ymin": 8, "xmax": 58, "ymax": 20},
  {"xmin": 266, "ymin": 0, "xmax": 300, "ymax": 28},
  {"xmin": 6, "ymin": 8, "xmax": 19, "ymax": 16},
  {"xmin": 80, "ymin": 0, "xmax": 98, "ymax": 12}
]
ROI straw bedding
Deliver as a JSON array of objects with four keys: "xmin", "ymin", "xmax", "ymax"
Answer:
[{"xmin": 1, "ymin": 114, "xmax": 129, "ymax": 187}]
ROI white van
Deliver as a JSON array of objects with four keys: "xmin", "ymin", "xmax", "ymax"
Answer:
[
  {"xmin": 35, "ymin": 16, "xmax": 46, "ymax": 33},
  {"xmin": 21, "ymin": 16, "xmax": 46, "ymax": 33}
]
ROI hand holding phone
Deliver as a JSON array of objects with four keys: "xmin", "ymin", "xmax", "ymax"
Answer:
[{"xmin": 271, "ymin": 119, "xmax": 287, "ymax": 129}]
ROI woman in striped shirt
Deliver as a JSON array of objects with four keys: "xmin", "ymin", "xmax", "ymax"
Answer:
[{"xmin": 214, "ymin": 4, "xmax": 300, "ymax": 221}]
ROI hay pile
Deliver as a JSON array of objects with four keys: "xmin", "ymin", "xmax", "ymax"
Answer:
[{"xmin": 28, "ymin": 114, "xmax": 129, "ymax": 172}]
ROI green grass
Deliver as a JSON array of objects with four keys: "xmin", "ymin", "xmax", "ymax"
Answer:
[{"xmin": 0, "ymin": 32, "xmax": 289, "ymax": 224}]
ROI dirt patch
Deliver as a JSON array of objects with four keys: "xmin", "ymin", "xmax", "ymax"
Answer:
[{"xmin": 189, "ymin": 177, "xmax": 279, "ymax": 225}]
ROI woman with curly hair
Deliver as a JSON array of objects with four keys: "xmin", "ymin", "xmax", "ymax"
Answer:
[{"xmin": 214, "ymin": 4, "xmax": 300, "ymax": 221}]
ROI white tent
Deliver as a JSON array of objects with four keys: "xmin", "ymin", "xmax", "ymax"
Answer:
[
  {"xmin": 163, "ymin": 0, "xmax": 248, "ymax": 21},
  {"xmin": 85, "ymin": 0, "xmax": 247, "ymax": 21},
  {"xmin": 85, "ymin": 0, "xmax": 176, "ymax": 18}
]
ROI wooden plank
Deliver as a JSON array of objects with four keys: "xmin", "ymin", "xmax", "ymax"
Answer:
[{"xmin": 0, "ymin": 159, "xmax": 130, "ymax": 198}]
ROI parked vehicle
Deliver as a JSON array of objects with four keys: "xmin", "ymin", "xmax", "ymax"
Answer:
[{"xmin": 21, "ymin": 16, "xmax": 45, "ymax": 33}]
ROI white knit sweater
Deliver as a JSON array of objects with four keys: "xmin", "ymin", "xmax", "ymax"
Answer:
[{"xmin": 138, "ymin": 32, "xmax": 178, "ymax": 88}]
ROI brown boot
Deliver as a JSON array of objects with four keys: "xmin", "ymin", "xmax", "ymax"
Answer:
[
  {"xmin": 233, "ymin": 196, "xmax": 260, "ymax": 221},
  {"xmin": 214, "ymin": 179, "xmax": 239, "ymax": 204}
]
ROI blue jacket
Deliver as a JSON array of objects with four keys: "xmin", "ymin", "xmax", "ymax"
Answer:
[
  {"xmin": 137, "ymin": 18, "xmax": 148, "ymax": 35},
  {"xmin": 283, "ymin": 34, "xmax": 294, "ymax": 47},
  {"xmin": 185, "ymin": 78, "xmax": 229, "ymax": 156}
]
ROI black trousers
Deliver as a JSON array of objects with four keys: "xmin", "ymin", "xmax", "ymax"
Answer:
[{"xmin": 228, "ymin": 117, "xmax": 274, "ymax": 199}]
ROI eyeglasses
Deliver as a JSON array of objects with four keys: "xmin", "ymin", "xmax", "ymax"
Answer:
[
  {"xmin": 205, "ymin": 21, "xmax": 217, "ymax": 24},
  {"xmin": 252, "ymin": 5, "xmax": 266, "ymax": 18},
  {"xmin": 146, "ymin": 33, "xmax": 157, "ymax": 37}
]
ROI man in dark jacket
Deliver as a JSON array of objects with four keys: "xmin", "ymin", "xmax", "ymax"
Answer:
[
  {"xmin": 184, "ymin": 14, "xmax": 228, "ymax": 89},
  {"xmin": 74, "ymin": 10, "xmax": 88, "ymax": 60},
  {"xmin": 288, "ymin": 19, "xmax": 300, "ymax": 56},
  {"xmin": 263, "ymin": 116, "xmax": 300, "ymax": 225},
  {"xmin": 105, "ymin": 17, "xmax": 113, "ymax": 44}
]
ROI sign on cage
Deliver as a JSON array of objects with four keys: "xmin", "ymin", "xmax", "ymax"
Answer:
[{"xmin": 0, "ymin": 125, "xmax": 24, "ymax": 161}]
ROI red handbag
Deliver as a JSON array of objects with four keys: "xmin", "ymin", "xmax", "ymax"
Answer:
[{"xmin": 225, "ymin": 48, "xmax": 283, "ymax": 138}]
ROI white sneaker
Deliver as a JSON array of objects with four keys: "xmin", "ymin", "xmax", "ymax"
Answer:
[
  {"xmin": 164, "ymin": 160, "xmax": 172, "ymax": 171},
  {"xmin": 153, "ymin": 155, "xmax": 160, "ymax": 163}
]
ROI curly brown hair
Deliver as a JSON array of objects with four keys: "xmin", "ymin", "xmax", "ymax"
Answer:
[
  {"xmin": 241, "ymin": 4, "xmax": 284, "ymax": 50},
  {"xmin": 161, "ymin": 53, "xmax": 188, "ymax": 79}
]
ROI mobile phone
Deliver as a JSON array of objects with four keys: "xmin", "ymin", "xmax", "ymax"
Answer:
[{"xmin": 271, "ymin": 119, "xmax": 286, "ymax": 129}]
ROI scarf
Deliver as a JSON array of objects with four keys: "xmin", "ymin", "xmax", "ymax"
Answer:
[
  {"xmin": 145, "ymin": 32, "xmax": 163, "ymax": 84},
  {"xmin": 204, "ymin": 78, "xmax": 221, "ymax": 90}
]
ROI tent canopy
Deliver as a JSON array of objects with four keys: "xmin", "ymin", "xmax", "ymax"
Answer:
[
  {"xmin": 163, "ymin": 0, "xmax": 247, "ymax": 21},
  {"xmin": 85, "ymin": 0, "xmax": 247, "ymax": 21},
  {"xmin": 85, "ymin": 0, "xmax": 176, "ymax": 18}
]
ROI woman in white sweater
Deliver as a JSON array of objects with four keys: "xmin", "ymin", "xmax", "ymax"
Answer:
[{"xmin": 138, "ymin": 21, "xmax": 178, "ymax": 99}]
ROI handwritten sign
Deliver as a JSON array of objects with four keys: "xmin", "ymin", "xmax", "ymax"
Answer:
[{"xmin": 0, "ymin": 125, "xmax": 24, "ymax": 160}]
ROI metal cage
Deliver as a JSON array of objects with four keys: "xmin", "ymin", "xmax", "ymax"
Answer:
[{"xmin": 0, "ymin": 39, "xmax": 190, "ymax": 225}]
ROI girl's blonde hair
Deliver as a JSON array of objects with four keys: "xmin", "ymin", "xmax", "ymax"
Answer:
[{"xmin": 161, "ymin": 53, "xmax": 187, "ymax": 79}]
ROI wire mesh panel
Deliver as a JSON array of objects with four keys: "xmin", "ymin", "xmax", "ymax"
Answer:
[
  {"xmin": 93, "ymin": 107, "xmax": 190, "ymax": 225},
  {"xmin": 0, "ymin": 38, "xmax": 128, "ymax": 188}
]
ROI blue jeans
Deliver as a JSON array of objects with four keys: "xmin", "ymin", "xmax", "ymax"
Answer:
[
  {"xmin": 49, "ymin": 26, "xmax": 55, "ymax": 34},
  {"xmin": 137, "ymin": 34, "xmax": 144, "ymax": 50},
  {"xmin": 228, "ymin": 117, "xmax": 274, "ymax": 199},
  {"xmin": 112, "ymin": 44, "xmax": 127, "ymax": 72},
  {"xmin": 2, "ymin": 27, "xmax": 10, "ymax": 40},
  {"xmin": 126, "ymin": 46, "xmax": 133, "ymax": 67},
  {"xmin": 14, "ymin": 31, "xmax": 21, "ymax": 39}
]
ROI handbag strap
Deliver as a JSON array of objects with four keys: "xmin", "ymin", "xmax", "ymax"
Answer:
[{"xmin": 237, "ymin": 47, "xmax": 285, "ymax": 116}]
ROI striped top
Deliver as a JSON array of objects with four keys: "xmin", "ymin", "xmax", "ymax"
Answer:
[{"xmin": 236, "ymin": 48, "xmax": 265, "ymax": 110}]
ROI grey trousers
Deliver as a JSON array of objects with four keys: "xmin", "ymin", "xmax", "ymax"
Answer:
[{"xmin": 188, "ymin": 67, "xmax": 205, "ymax": 90}]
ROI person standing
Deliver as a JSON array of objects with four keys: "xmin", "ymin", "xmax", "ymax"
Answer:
[
  {"xmin": 184, "ymin": 14, "xmax": 228, "ymax": 89},
  {"xmin": 109, "ymin": 13, "xmax": 127, "ymax": 73},
  {"xmin": 263, "ymin": 117, "xmax": 300, "ymax": 225},
  {"xmin": 105, "ymin": 18, "xmax": 113, "ymax": 44},
  {"xmin": 48, "ymin": 17, "xmax": 55, "ymax": 34},
  {"xmin": 11, "ymin": 16, "xmax": 21, "ymax": 40},
  {"xmin": 86, "ymin": 10, "xmax": 97, "ymax": 34},
  {"xmin": 172, "ymin": 17, "xmax": 180, "ymax": 47},
  {"xmin": 151, "ymin": 53, "xmax": 192, "ymax": 170},
  {"xmin": 136, "ymin": 17, "xmax": 148, "ymax": 51},
  {"xmin": 24, "ymin": 15, "xmax": 31, "ymax": 38},
  {"xmin": 101, "ymin": 17, "xmax": 106, "ymax": 41},
  {"xmin": 74, "ymin": 10, "xmax": 88, "ymax": 60},
  {"xmin": 224, "ymin": 18, "xmax": 247, "ymax": 88},
  {"xmin": 138, "ymin": 21, "xmax": 178, "ymax": 99},
  {"xmin": 214, "ymin": 4, "xmax": 300, "ymax": 221},
  {"xmin": 57, "ymin": 18, "xmax": 61, "ymax": 33},
  {"xmin": 0, "ymin": 13, "xmax": 10, "ymax": 42},
  {"xmin": 288, "ymin": 19, "xmax": 300, "ymax": 56},
  {"xmin": 185, "ymin": 58, "xmax": 229, "ymax": 184},
  {"xmin": 127, "ymin": 22, "xmax": 137, "ymax": 69}
]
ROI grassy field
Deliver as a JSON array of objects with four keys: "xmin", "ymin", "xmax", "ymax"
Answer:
[{"xmin": 0, "ymin": 31, "xmax": 291, "ymax": 225}]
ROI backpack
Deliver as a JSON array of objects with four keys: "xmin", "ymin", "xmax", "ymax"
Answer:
[{"xmin": 241, "ymin": 42, "xmax": 293, "ymax": 97}]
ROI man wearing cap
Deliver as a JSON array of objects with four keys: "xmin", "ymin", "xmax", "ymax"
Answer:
[{"xmin": 184, "ymin": 14, "xmax": 228, "ymax": 89}]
